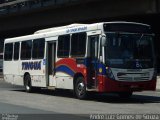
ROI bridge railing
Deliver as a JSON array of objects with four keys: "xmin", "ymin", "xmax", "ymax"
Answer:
[{"xmin": 0, "ymin": 0, "xmax": 79, "ymax": 15}]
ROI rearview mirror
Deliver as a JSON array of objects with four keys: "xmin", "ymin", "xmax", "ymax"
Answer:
[{"xmin": 101, "ymin": 35, "xmax": 107, "ymax": 46}]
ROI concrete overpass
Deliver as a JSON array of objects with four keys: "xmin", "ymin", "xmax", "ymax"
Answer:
[
  {"xmin": 0, "ymin": 0, "xmax": 160, "ymax": 36},
  {"xmin": 0, "ymin": 0, "xmax": 160, "ymax": 69}
]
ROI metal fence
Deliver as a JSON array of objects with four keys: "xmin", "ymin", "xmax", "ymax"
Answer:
[{"xmin": 0, "ymin": 0, "xmax": 80, "ymax": 15}]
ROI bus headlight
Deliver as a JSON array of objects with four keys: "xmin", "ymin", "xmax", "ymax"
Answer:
[{"xmin": 106, "ymin": 67, "xmax": 115, "ymax": 80}]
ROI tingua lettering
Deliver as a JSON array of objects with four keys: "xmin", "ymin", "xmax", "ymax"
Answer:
[{"xmin": 22, "ymin": 61, "xmax": 41, "ymax": 70}]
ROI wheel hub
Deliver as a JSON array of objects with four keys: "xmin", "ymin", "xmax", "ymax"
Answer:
[
  {"xmin": 26, "ymin": 85, "xmax": 30, "ymax": 90},
  {"xmin": 77, "ymin": 82, "xmax": 85, "ymax": 96}
]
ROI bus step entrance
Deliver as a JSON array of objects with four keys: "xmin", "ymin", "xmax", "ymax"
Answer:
[{"xmin": 87, "ymin": 77, "xmax": 97, "ymax": 89}]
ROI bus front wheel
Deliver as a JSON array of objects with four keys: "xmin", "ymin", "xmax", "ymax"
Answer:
[
  {"xmin": 24, "ymin": 74, "xmax": 32, "ymax": 93},
  {"xmin": 74, "ymin": 77, "xmax": 87, "ymax": 99}
]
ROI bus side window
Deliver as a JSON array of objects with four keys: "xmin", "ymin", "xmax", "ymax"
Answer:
[
  {"xmin": 4, "ymin": 43, "xmax": 13, "ymax": 61},
  {"xmin": 57, "ymin": 35, "xmax": 70, "ymax": 58},
  {"xmin": 32, "ymin": 38, "xmax": 45, "ymax": 59},
  {"xmin": 21, "ymin": 40, "xmax": 32, "ymax": 60},
  {"xmin": 14, "ymin": 42, "xmax": 20, "ymax": 60},
  {"xmin": 71, "ymin": 32, "xmax": 87, "ymax": 57}
]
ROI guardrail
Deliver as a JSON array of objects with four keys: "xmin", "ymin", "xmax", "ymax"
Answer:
[{"xmin": 0, "ymin": 0, "xmax": 79, "ymax": 15}]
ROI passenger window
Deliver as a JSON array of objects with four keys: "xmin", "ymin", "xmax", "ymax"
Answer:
[
  {"xmin": 14, "ymin": 42, "xmax": 20, "ymax": 60},
  {"xmin": 71, "ymin": 32, "xmax": 87, "ymax": 57},
  {"xmin": 21, "ymin": 40, "xmax": 32, "ymax": 60},
  {"xmin": 32, "ymin": 38, "xmax": 45, "ymax": 59},
  {"xmin": 4, "ymin": 43, "xmax": 13, "ymax": 61},
  {"xmin": 57, "ymin": 35, "xmax": 70, "ymax": 58}
]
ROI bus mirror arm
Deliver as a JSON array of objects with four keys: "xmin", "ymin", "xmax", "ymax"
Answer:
[{"xmin": 101, "ymin": 35, "xmax": 107, "ymax": 46}]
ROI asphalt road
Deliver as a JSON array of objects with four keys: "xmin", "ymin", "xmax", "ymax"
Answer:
[{"xmin": 0, "ymin": 79, "xmax": 160, "ymax": 120}]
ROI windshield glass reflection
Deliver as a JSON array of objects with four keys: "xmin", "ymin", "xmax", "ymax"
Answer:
[{"xmin": 105, "ymin": 33, "xmax": 154, "ymax": 69}]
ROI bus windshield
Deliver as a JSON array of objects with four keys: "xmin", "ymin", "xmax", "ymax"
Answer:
[{"xmin": 105, "ymin": 32, "xmax": 155, "ymax": 69}]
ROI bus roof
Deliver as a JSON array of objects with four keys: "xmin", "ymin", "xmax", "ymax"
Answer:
[
  {"xmin": 5, "ymin": 22, "xmax": 100, "ymax": 43},
  {"xmin": 34, "ymin": 23, "xmax": 88, "ymax": 34},
  {"xmin": 5, "ymin": 21, "xmax": 150, "ymax": 43},
  {"xmin": 104, "ymin": 21, "xmax": 150, "ymax": 27},
  {"xmin": 35, "ymin": 22, "xmax": 150, "ymax": 34}
]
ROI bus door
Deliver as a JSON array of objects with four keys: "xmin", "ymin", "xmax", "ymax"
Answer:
[
  {"xmin": 47, "ymin": 41, "xmax": 57, "ymax": 87},
  {"xmin": 88, "ymin": 35, "xmax": 99, "ymax": 88}
]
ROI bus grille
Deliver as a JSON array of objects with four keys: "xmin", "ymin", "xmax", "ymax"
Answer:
[{"xmin": 118, "ymin": 77, "xmax": 150, "ymax": 81}]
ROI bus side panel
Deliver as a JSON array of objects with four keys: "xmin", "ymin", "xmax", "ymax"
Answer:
[
  {"xmin": 55, "ymin": 58, "xmax": 74, "ymax": 89},
  {"xmin": 13, "ymin": 60, "xmax": 23, "ymax": 86},
  {"xmin": 3, "ymin": 61, "xmax": 24, "ymax": 85},
  {"xmin": 20, "ymin": 59, "xmax": 47, "ymax": 87},
  {"xmin": 55, "ymin": 58, "xmax": 87, "ymax": 90},
  {"xmin": 31, "ymin": 75, "xmax": 46, "ymax": 87},
  {"xmin": 3, "ymin": 61, "xmax": 13, "ymax": 84},
  {"xmin": 55, "ymin": 73, "xmax": 73, "ymax": 89}
]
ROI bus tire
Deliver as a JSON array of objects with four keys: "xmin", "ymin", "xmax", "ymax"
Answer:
[
  {"xmin": 24, "ymin": 74, "xmax": 32, "ymax": 93},
  {"xmin": 118, "ymin": 92, "xmax": 133, "ymax": 98},
  {"xmin": 74, "ymin": 76, "xmax": 87, "ymax": 99}
]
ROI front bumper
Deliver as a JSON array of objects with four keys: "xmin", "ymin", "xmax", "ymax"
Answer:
[{"xmin": 97, "ymin": 75, "xmax": 157, "ymax": 92}]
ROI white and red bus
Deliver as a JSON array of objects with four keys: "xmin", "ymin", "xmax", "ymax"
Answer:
[{"xmin": 3, "ymin": 22, "xmax": 157, "ymax": 99}]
